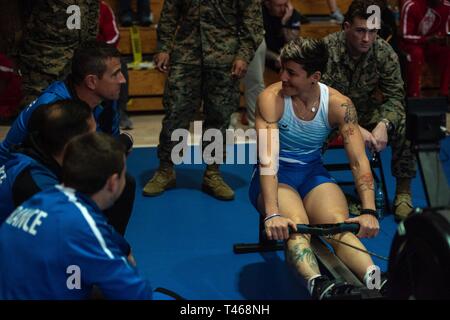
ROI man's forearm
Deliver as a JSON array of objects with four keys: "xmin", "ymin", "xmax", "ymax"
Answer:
[
  {"xmin": 379, "ymin": 100, "xmax": 405, "ymax": 130},
  {"xmin": 379, "ymin": 50, "xmax": 406, "ymax": 129},
  {"xmin": 156, "ymin": 0, "xmax": 180, "ymax": 53}
]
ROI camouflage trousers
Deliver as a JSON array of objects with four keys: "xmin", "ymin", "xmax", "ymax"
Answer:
[
  {"xmin": 157, "ymin": 63, "xmax": 240, "ymax": 163},
  {"xmin": 359, "ymin": 111, "xmax": 417, "ymax": 179},
  {"xmin": 17, "ymin": 0, "xmax": 99, "ymax": 107},
  {"xmin": 18, "ymin": 44, "xmax": 74, "ymax": 108},
  {"xmin": 20, "ymin": 66, "xmax": 66, "ymax": 108}
]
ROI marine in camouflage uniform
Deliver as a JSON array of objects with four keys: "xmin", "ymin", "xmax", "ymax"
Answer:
[
  {"xmin": 143, "ymin": 0, "xmax": 264, "ymax": 200},
  {"xmin": 322, "ymin": 30, "xmax": 416, "ymax": 219},
  {"xmin": 18, "ymin": 0, "xmax": 99, "ymax": 107}
]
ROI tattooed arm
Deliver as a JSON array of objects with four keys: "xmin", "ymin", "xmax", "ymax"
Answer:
[
  {"xmin": 255, "ymin": 84, "xmax": 297, "ymax": 240},
  {"xmin": 329, "ymin": 91, "xmax": 379, "ymax": 238}
]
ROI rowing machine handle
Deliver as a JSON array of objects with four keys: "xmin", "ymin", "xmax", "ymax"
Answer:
[
  {"xmin": 336, "ymin": 223, "xmax": 360, "ymax": 234},
  {"xmin": 294, "ymin": 223, "xmax": 360, "ymax": 236}
]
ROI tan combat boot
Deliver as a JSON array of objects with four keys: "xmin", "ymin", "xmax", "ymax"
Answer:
[
  {"xmin": 201, "ymin": 164, "xmax": 235, "ymax": 200},
  {"xmin": 393, "ymin": 193, "xmax": 413, "ymax": 222},
  {"xmin": 142, "ymin": 162, "xmax": 176, "ymax": 197}
]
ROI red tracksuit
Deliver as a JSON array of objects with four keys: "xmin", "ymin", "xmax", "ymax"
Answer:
[
  {"xmin": 0, "ymin": 54, "xmax": 22, "ymax": 119},
  {"xmin": 97, "ymin": 1, "xmax": 120, "ymax": 47},
  {"xmin": 399, "ymin": 0, "xmax": 450, "ymax": 96}
]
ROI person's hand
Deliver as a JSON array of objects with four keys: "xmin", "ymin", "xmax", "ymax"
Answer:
[
  {"xmin": 371, "ymin": 121, "xmax": 389, "ymax": 152},
  {"xmin": 359, "ymin": 125, "xmax": 377, "ymax": 151},
  {"xmin": 264, "ymin": 215, "xmax": 297, "ymax": 241},
  {"xmin": 345, "ymin": 215, "xmax": 379, "ymax": 238},
  {"xmin": 154, "ymin": 52, "xmax": 170, "ymax": 73},
  {"xmin": 281, "ymin": 1, "xmax": 294, "ymax": 26},
  {"xmin": 231, "ymin": 59, "xmax": 248, "ymax": 79}
]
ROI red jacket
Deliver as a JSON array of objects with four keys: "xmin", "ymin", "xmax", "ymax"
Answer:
[
  {"xmin": 97, "ymin": 1, "xmax": 120, "ymax": 47},
  {"xmin": 0, "ymin": 54, "xmax": 21, "ymax": 119},
  {"xmin": 400, "ymin": 0, "xmax": 450, "ymax": 45}
]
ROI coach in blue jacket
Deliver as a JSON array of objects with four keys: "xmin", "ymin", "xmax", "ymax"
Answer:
[
  {"xmin": 0, "ymin": 41, "xmax": 125, "ymax": 163},
  {"xmin": 0, "ymin": 99, "xmax": 96, "ymax": 224},
  {"xmin": 0, "ymin": 41, "xmax": 135, "ymax": 235},
  {"xmin": 0, "ymin": 132, "xmax": 152, "ymax": 300}
]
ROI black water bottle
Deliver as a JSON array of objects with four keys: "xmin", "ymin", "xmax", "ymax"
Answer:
[{"xmin": 375, "ymin": 181, "xmax": 384, "ymax": 219}]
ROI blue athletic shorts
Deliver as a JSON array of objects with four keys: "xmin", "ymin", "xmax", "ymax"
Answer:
[{"xmin": 248, "ymin": 160, "xmax": 336, "ymax": 210}]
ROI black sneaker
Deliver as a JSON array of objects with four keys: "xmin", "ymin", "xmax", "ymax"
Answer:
[
  {"xmin": 327, "ymin": 282, "xmax": 360, "ymax": 300},
  {"xmin": 139, "ymin": 13, "xmax": 153, "ymax": 27},
  {"xmin": 379, "ymin": 272, "xmax": 389, "ymax": 296},
  {"xmin": 310, "ymin": 275, "xmax": 336, "ymax": 300},
  {"xmin": 311, "ymin": 275, "xmax": 359, "ymax": 300},
  {"xmin": 120, "ymin": 11, "xmax": 133, "ymax": 27}
]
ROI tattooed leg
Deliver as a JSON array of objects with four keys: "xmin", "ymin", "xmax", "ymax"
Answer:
[{"xmin": 285, "ymin": 234, "xmax": 320, "ymax": 280}]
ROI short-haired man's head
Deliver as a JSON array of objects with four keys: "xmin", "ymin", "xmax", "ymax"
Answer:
[
  {"xmin": 62, "ymin": 132, "xmax": 126, "ymax": 195},
  {"xmin": 280, "ymin": 38, "xmax": 329, "ymax": 76},
  {"xmin": 28, "ymin": 99, "xmax": 94, "ymax": 156},
  {"xmin": 344, "ymin": 0, "xmax": 382, "ymax": 25},
  {"xmin": 72, "ymin": 41, "xmax": 121, "ymax": 85},
  {"xmin": 343, "ymin": 0, "xmax": 380, "ymax": 55},
  {"xmin": 265, "ymin": 0, "xmax": 289, "ymax": 18}
]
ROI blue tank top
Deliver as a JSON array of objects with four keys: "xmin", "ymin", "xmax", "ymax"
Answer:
[{"xmin": 278, "ymin": 82, "xmax": 332, "ymax": 165}]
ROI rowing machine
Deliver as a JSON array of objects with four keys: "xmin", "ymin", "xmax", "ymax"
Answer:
[{"xmin": 233, "ymin": 216, "xmax": 384, "ymax": 299}]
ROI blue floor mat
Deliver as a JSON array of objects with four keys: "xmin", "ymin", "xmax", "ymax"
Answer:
[{"xmin": 124, "ymin": 140, "xmax": 449, "ymax": 300}]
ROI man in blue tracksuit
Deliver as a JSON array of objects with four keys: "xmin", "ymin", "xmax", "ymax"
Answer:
[
  {"xmin": 0, "ymin": 41, "xmax": 124, "ymax": 165},
  {"xmin": 0, "ymin": 132, "xmax": 151, "ymax": 299},
  {"xmin": 0, "ymin": 41, "xmax": 135, "ymax": 235},
  {"xmin": 0, "ymin": 99, "xmax": 95, "ymax": 224}
]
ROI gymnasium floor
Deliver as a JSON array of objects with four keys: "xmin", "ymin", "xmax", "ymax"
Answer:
[
  {"xmin": 124, "ymin": 138, "xmax": 450, "ymax": 300},
  {"xmin": 1, "ymin": 115, "xmax": 448, "ymax": 299}
]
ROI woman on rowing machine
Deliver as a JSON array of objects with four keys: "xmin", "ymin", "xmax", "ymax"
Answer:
[{"xmin": 249, "ymin": 37, "xmax": 384, "ymax": 300}]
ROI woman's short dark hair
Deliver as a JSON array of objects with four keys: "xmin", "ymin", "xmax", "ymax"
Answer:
[
  {"xmin": 344, "ymin": 0, "xmax": 383, "ymax": 24},
  {"xmin": 71, "ymin": 40, "xmax": 121, "ymax": 85},
  {"xmin": 27, "ymin": 99, "xmax": 92, "ymax": 156},
  {"xmin": 280, "ymin": 38, "xmax": 329, "ymax": 76},
  {"xmin": 62, "ymin": 132, "xmax": 126, "ymax": 195}
]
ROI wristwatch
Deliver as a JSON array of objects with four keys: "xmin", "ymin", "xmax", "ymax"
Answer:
[{"xmin": 381, "ymin": 119, "xmax": 393, "ymax": 132}]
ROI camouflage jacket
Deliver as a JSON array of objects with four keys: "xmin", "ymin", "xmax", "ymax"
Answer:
[
  {"xmin": 20, "ymin": 0, "xmax": 99, "ymax": 78},
  {"xmin": 157, "ymin": 0, "xmax": 264, "ymax": 66},
  {"xmin": 322, "ymin": 31, "xmax": 405, "ymax": 129}
]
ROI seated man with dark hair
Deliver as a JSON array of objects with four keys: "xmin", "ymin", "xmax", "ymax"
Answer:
[
  {"xmin": 0, "ymin": 40, "xmax": 135, "ymax": 235},
  {"xmin": 0, "ymin": 99, "xmax": 96, "ymax": 224},
  {"xmin": 322, "ymin": 0, "xmax": 415, "ymax": 221},
  {"xmin": 0, "ymin": 40, "xmax": 127, "ymax": 164},
  {"xmin": 263, "ymin": 0, "xmax": 301, "ymax": 71},
  {"xmin": 0, "ymin": 132, "xmax": 153, "ymax": 300}
]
